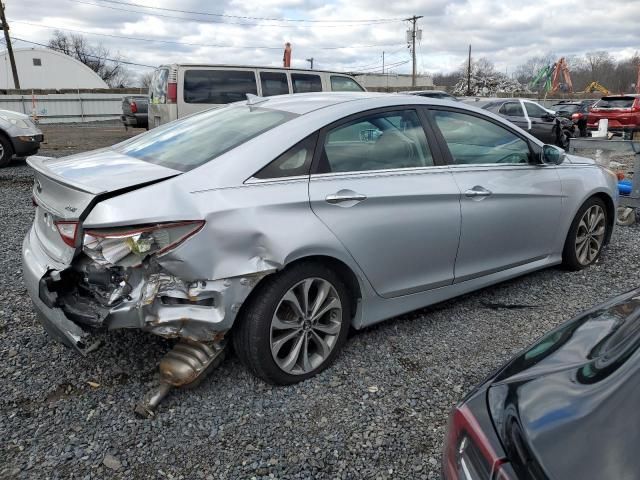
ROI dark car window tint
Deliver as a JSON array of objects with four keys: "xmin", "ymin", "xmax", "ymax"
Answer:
[
  {"xmin": 330, "ymin": 76, "xmax": 364, "ymax": 92},
  {"xmin": 150, "ymin": 68, "xmax": 168, "ymax": 104},
  {"xmin": 499, "ymin": 102, "xmax": 524, "ymax": 117},
  {"xmin": 432, "ymin": 110, "xmax": 531, "ymax": 165},
  {"xmin": 320, "ymin": 110, "xmax": 433, "ymax": 173},
  {"xmin": 552, "ymin": 104, "xmax": 579, "ymax": 114},
  {"xmin": 260, "ymin": 72, "xmax": 289, "ymax": 97},
  {"xmin": 594, "ymin": 97, "xmax": 635, "ymax": 109},
  {"xmin": 291, "ymin": 74, "xmax": 322, "ymax": 93},
  {"xmin": 254, "ymin": 134, "xmax": 317, "ymax": 179},
  {"xmin": 183, "ymin": 70, "xmax": 257, "ymax": 104},
  {"xmin": 524, "ymin": 102, "xmax": 548, "ymax": 118},
  {"xmin": 116, "ymin": 105, "xmax": 296, "ymax": 172}
]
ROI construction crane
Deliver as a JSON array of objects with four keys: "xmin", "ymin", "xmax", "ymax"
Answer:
[
  {"xmin": 581, "ymin": 81, "xmax": 610, "ymax": 96},
  {"xmin": 529, "ymin": 57, "xmax": 573, "ymax": 93}
]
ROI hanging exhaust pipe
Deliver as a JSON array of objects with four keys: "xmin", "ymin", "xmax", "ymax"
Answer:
[{"xmin": 135, "ymin": 339, "xmax": 227, "ymax": 418}]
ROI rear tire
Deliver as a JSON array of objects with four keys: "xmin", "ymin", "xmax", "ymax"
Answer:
[
  {"xmin": 0, "ymin": 136, "xmax": 14, "ymax": 168},
  {"xmin": 233, "ymin": 262, "xmax": 351, "ymax": 385},
  {"xmin": 562, "ymin": 197, "xmax": 608, "ymax": 270}
]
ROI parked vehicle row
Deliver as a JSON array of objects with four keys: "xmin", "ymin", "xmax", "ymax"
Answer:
[{"xmin": 23, "ymin": 92, "xmax": 616, "ymax": 386}]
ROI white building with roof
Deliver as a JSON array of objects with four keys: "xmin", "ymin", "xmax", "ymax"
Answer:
[{"xmin": 0, "ymin": 47, "xmax": 108, "ymax": 89}]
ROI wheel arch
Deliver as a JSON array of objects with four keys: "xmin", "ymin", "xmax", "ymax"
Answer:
[{"xmin": 591, "ymin": 191, "xmax": 615, "ymax": 244}]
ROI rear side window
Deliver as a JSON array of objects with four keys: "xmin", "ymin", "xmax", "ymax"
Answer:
[
  {"xmin": 499, "ymin": 102, "xmax": 524, "ymax": 117},
  {"xmin": 259, "ymin": 72, "xmax": 289, "ymax": 97},
  {"xmin": 330, "ymin": 76, "xmax": 364, "ymax": 92},
  {"xmin": 183, "ymin": 70, "xmax": 257, "ymax": 104},
  {"xmin": 254, "ymin": 134, "xmax": 317, "ymax": 179},
  {"xmin": 432, "ymin": 110, "xmax": 531, "ymax": 165},
  {"xmin": 291, "ymin": 74, "xmax": 322, "ymax": 93},
  {"xmin": 594, "ymin": 97, "xmax": 635, "ymax": 109},
  {"xmin": 116, "ymin": 105, "xmax": 296, "ymax": 172},
  {"xmin": 150, "ymin": 68, "xmax": 168, "ymax": 104}
]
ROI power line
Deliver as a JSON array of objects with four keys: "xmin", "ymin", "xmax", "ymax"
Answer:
[
  {"xmin": 69, "ymin": 0, "xmax": 405, "ymax": 28},
  {"xmin": 348, "ymin": 47, "xmax": 408, "ymax": 70},
  {"xmin": 14, "ymin": 21, "xmax": 406, "ymax": 50},
  {"xmin": 12, "ymin": 36, "xmax": 155, "ymax": 68},
  {"xmin": 351, "ymin": 59, "xmax": 410, "ymax": 74},
  {"xmin": 92, "ymin": 0, "xmax": 405, "ymax": 24}
]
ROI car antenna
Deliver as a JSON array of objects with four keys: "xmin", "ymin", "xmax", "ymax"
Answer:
[{"xmin": 246, "ymin": 93, "xmax": 269, "ymax": 108}]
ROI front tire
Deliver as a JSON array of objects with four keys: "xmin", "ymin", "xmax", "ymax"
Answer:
[
  {"xmin": 0, "ymin": 136, "xmax": 14, "ymax": 168},
  {"xmin": 562, "ymin": 197, "xmax": 608, "ymax": 270},
  {"xmin": 233, "ymin": 262, "xmax": 351, "ymax": 385}
]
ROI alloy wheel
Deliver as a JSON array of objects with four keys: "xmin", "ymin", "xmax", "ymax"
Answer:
[
  {"xmin": 575, "ymin": 204, "xmax": 606, "ymax": 265},
  {"xmin": 269, "ymin": 277, "xmax": 342, "ymax": 375}
]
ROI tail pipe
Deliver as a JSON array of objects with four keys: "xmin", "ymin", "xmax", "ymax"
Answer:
[{"xmin": 135, "ymin": 339, "xmax": 226, "ymax": 418}]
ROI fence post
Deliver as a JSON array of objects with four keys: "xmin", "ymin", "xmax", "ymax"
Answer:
[{"xmin": 78, "ymin": 89, "xmax": 85, "ymax": 123}]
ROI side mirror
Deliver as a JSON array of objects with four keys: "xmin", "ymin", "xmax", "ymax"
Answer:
[{"xmin": 542, "ymin": 144, "xmax": 566, "ymax": 165}]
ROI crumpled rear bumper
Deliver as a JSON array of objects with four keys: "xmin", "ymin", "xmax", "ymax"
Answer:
[{"xmin": 22, "ymin": 226, "xmax": 264, "ymax": 354}]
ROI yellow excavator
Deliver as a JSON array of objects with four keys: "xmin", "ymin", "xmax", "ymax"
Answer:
[{"xmin": 581, "ymin": 81, "xmax": 610, "ymax": 96}]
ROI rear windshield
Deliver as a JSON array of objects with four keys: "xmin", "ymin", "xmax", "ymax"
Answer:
[
  {"xmin": 330, "ymin": 76, "xmax": 364, "ymax": 92},
  {"xmin": 552, "ymin": 104, "xmax": 579, "ymax": 113},
  {"xmin": 183, "ymin": 69, "xmax": 258, "ymax": 104},
  {"xmin": 593, "ymin": 97, "xmax": 635, "ymax": 109},
  {"xmin": 115, "ymin": 105, "xmax": 296, "ymax": 172}
]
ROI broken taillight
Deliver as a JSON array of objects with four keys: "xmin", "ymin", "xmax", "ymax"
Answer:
[
  {"xmin": 442, "ymin": 405, "xmax": 513, "ymax": 480},
  {"xmin": 54, "ymin": 221, "xmax": 79, "ymax": 247},
  {"xmin": 571, "ymin": 112, "xmax": 583, "ymax": 120},
  {"xmin": 83, "ymin": 220, "xmax": 204, "ymax": 266}
]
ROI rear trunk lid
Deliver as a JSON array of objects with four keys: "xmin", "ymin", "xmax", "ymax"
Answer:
[
  {"xmin": 588, "ymin": 95, "xmax": 640, "ymax": 128},
  {"xmin": 28, "ymin": 150, "xmax": 180, "ymax": 264}
]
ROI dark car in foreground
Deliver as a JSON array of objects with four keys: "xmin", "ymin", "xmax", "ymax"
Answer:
[
  {"xmin": 404, "ymin": 90, "xmax": 458, "ymax": 101},
  {"xmin": 467, "ymin": 98, "xmax": 575, "ymax": 149},
  {"xmin": 443, "ymin": 288, "xmax": 640, "ymax": 479},
  {"xmin": 587, "ymin": 94, "xmax": 640, "ymax": 135},
  {"xmin": 550, "ymin": 100, "xmax": 594, "ymax": 137},
  {"xmin": 121, "ymin": 95, "xmax": 149, "ymax": 130}
]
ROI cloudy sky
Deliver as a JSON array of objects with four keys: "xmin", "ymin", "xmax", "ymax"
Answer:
[{"xmin": 7, "ymin": 0, "xmax": 640, "ymax": 82}]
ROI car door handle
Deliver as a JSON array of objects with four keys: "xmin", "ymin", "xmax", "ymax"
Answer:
[
  {"xmin": 325, "ymin": 192, "xmax": 367, "ymax": 205},
  {"xmin": 464, "ymin": 186, "xmax": 492, "ymax": 198}
]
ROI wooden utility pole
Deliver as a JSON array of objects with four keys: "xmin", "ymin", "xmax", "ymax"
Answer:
[
  {"xmin": 0, "ymin": 2, "xmax": 19, "ymax": 89},
  {"xmin": 406, "ymin": 15, "xmax": 423, "ymax": 87},
  {"xmin": 467, "ymin": 44, "xmax": 472, "ymax": 95},
  {"xmin": 382, "ymin": 51, "xmax": 385, "ymax": 75}
]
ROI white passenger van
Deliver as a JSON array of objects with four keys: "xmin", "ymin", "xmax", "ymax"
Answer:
[{"xmin": 147, "ymin": 64, "xmax": 365, "ymax": 128}]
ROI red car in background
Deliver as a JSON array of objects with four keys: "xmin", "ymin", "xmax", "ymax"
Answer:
[{"xmin": 587, "ymin": 94, "xmax": 640, "ymax": 133}]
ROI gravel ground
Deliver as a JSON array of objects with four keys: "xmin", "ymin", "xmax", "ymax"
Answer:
[{"xmin": 2, "ymin": 124, "xmax": 640, "ymax": 479}]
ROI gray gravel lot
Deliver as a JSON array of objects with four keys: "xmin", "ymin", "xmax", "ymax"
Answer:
[{"xmin": 2, "ymin": 124, "xmax": 639, "ymax": 479}]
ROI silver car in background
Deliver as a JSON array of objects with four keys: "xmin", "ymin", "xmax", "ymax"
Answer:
[{"xmin": 23, "ymin": 92, "xmax": 617, "ymax": 393}]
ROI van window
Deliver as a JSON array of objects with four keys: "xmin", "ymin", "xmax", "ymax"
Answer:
[
  {"xmin": 183, "ymin": 70, "xmax": 258, "ymax": 104},
  {"xmin": 330, "ymin": 76, "xmax": 364, "ymax": 92},
  {"xmin": 291, "ymin": 73, "xmax": 322, "ymax": 93},
  {"xmin": 116, "ymin": 105, "xmax": 297, "ymax": 172},
  {"xmin": 260, "ymin": 72, "xmax": 289, "ymax": 97},
  {"xmin": 150, "ymin": 68, "xmax": 169, "ymax": 104}
]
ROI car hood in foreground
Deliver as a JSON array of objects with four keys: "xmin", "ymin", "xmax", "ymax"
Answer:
[
  {"xmin": 489, "ymin": 288, "xmax": 640, "ymax": 479},
  {"xmin": 28, "ymin": 150, "xmax": 181, "ymax": 196}
]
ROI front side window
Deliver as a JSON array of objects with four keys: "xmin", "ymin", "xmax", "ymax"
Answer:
[
  {"xmin": 524, "ymin": 102, "xmax": 548, "ymax": 118},
  {"xmin": 116, "ymin": 105, "xmax": 296, "ymax": 172},
  {"xmin": 150, "ymin": 68, "xmax": 169, "ymax": 104},
  {"xmin": 432, "ymin": 110, "xmax": 531, "ymax": 165},
  {"xmin": 260, "ymin": 72, "xmax": 289, "ymax": 97},
  {"xmin": 183, "ymin": 70, "xmax": 258, "ymax": 104},
  {"xmin": 319, "ymin": 110, "xmax": 433, "ymax": 173},
  {"xmin": 330, "ymin": 76, "xmax": 364, "ymax": 92},
  {"xmin": 499, "ymin": 102, "xmax": 524, "ymax": 117},
  {"xmin": 291, "ymin": 74, "xmax": 322, "ymax": 93}
]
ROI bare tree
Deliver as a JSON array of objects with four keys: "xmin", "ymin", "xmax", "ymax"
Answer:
[
  {"xmin": 48, "ymin": 30, "xmax": 132, "ymax": 87},
  {"xmin": 138, "ymin": 71, "xmax": 154, "ymax": 89}
]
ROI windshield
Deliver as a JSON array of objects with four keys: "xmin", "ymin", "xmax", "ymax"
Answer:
[
  {"xmin": 594, "ymin": 97, "xmax": 635, "ymax": 109},
  {"xmin": 115, "ymin": 105, "xmax": 297, "ymax": 171},
  {"xmin": 552, "ymin": 104, "xmax": 579, "ymax": 113}
]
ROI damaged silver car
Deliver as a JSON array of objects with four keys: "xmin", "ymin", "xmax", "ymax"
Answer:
[{"xmin": 23, "ymin": 92, "xmax": 617, "ymax": 415}]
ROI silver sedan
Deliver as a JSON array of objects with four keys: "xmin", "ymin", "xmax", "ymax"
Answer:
[{"xmin": 23, "ymin": 92, "xmax": 617, "ymax": 389}]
